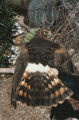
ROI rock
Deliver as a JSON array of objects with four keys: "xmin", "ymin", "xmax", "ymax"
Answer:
[
  {"xmin": 8, "ymin": 0, "xmax": 31, "ymax": 11},
  {"xmin": 28, "ymin": 0, "xmax": 79, "ymax": 27},
  {"xmin": 28, "ymin": 0, "xmax": 53, "ymax": 27},
  {"xmin": 12, "ymin": 22, "xmax": 24, "ymax": 37},
  {"xmin": 9, "ymin": 45, "xmax": 21, "ymax": 65}
]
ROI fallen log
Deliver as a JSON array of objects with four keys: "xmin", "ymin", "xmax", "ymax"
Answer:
[{"xmin": 0, "ymin": 68, "xmax": 15, "ymax": 74}]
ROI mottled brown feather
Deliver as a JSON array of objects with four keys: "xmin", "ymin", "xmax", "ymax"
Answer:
[{"xmin": 16, "ymin": 72, "xmax": 73, "ymax": 106}]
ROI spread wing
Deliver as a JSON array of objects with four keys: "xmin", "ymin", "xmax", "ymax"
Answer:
[{"xmin": 15, "ymin": 70, "xmax": 73, "ymax": 107}]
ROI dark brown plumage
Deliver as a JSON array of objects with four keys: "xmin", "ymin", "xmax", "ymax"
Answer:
[
  {"xmin": 27, "ymin": 37, "xmax": 56, "ymax": 66},
  {"xmin": 25, "ymin": 36, "xmax": 74, "ymax": 73}
]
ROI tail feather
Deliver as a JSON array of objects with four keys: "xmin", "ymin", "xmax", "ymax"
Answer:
[{"xmin": 16, "ymin": 72, "xmax": 73, "ymax": 106}]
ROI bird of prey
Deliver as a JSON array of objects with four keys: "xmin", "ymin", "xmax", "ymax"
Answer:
[{"xmin": 11, "ymin": 28, "xmax": 74, "ymax": 108}]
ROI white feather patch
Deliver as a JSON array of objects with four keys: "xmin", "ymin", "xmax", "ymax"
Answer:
[{"xmin": 25, "ymin": 63, "xmax": 58, "ymax": 76}]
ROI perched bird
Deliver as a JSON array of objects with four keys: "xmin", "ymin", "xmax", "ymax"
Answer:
[
  {"xmin": 11, "ymin": 63, "xmax": 73, "ymax": 107},
  {"xmin": 11, "ymin": 28, "xmax": 75, "ymax": 109}
]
